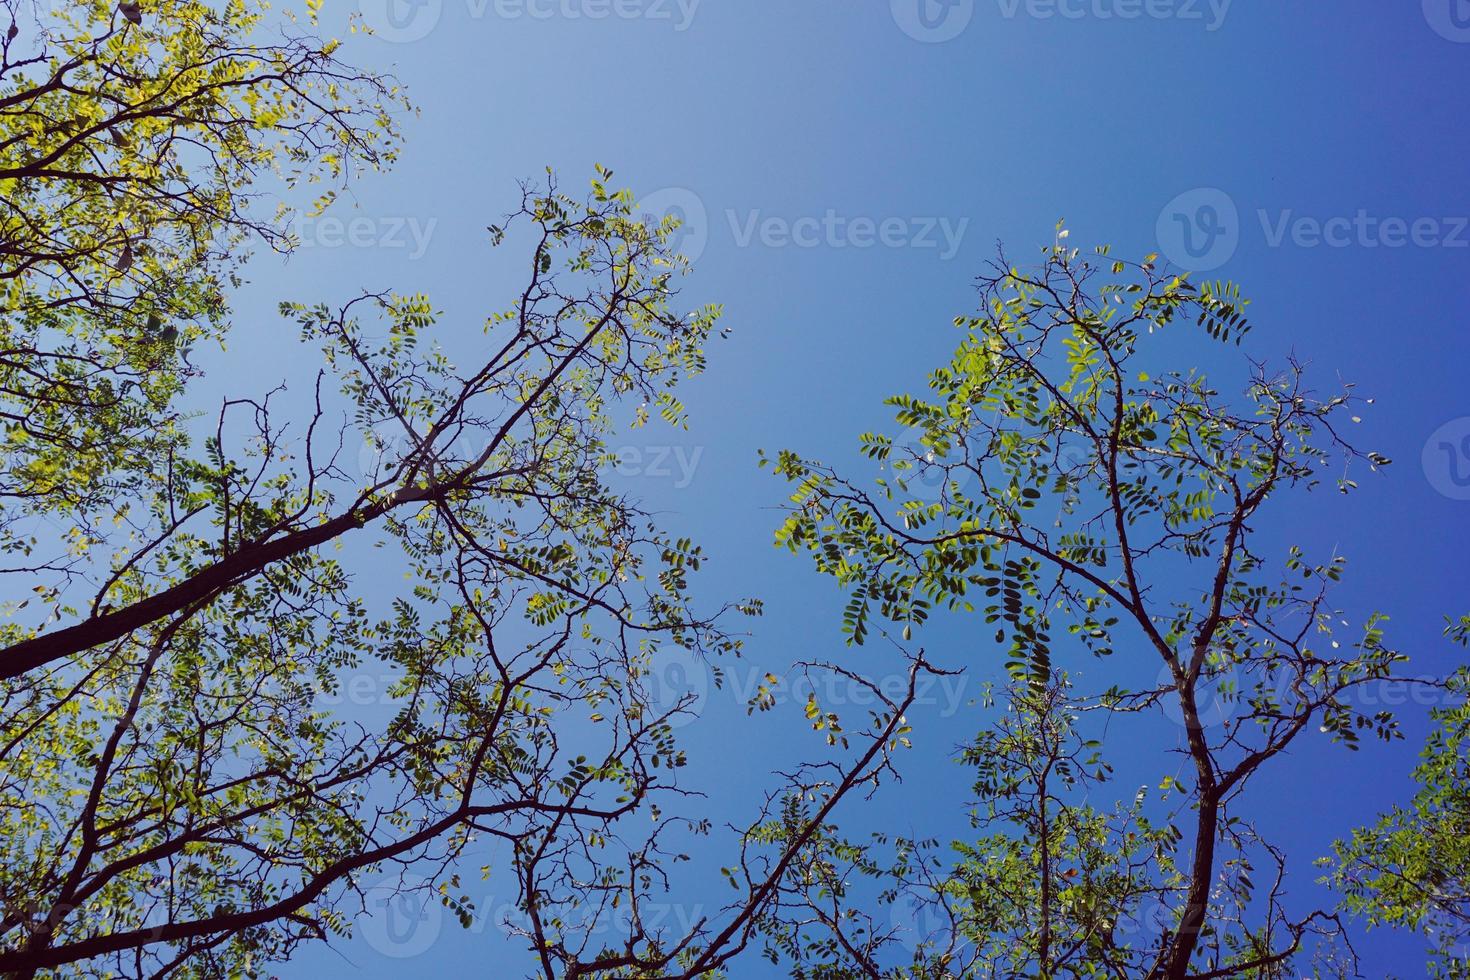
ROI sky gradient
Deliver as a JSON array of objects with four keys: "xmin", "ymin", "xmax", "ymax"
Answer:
[{"xmin": 223, "ymin": 2, "xmax": 1470, "ymax": 975}]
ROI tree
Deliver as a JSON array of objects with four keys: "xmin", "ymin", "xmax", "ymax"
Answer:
[
  {"xmin": 0, "ymin": 157, "xmax": 723, "ymax": 974},
  {"xmin": 0, "ymin": 7, "xmax": 929, "ymax": 974},
  {"xmin": 2, "ymin": 9, "xmax": 1448, "ymax": 970},
  {"xmin": 763, "ymin": 235, "xmax": 1410, "ymax": 977},
  {"xmin": 757, "ymin": 674, "xmax": 1360, "ymax": 979},
  {"xmin": 0, "ymin": 0, "xmax": 404, "ymax": 534},
  {"xmin": 1326, "ymin": 616, "xmax": 1470, "ymax": 978},
  {"xmin": 0, "ymin": 161, "xmax": 928, "ymax": 977}
]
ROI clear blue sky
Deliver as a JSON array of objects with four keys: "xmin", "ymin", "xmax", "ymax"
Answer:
[{"xmin": 233, "ymin": 2, "xmax": 1470, "ymax": 975}]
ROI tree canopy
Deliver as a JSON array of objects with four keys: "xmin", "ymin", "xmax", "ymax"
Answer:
[
  {"xmin": 0, "ymin": 0, "xmax": 403, "ymax": 535},
  {"xmin": 762, "ymin": 238, "xmax": 1429, "ymax": 977},
  {"xmin": 0, "ymin": 6, "xmax": 1464, "ymax": 978},
  {"xmin": 1327, "ymin": 620, "xmax": 1470, "ymax": 977}
]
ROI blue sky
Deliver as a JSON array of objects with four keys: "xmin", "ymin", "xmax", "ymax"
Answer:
[{"xmin": 231, "ymin": 1, "xmax": 1470, "ymax": 974}]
